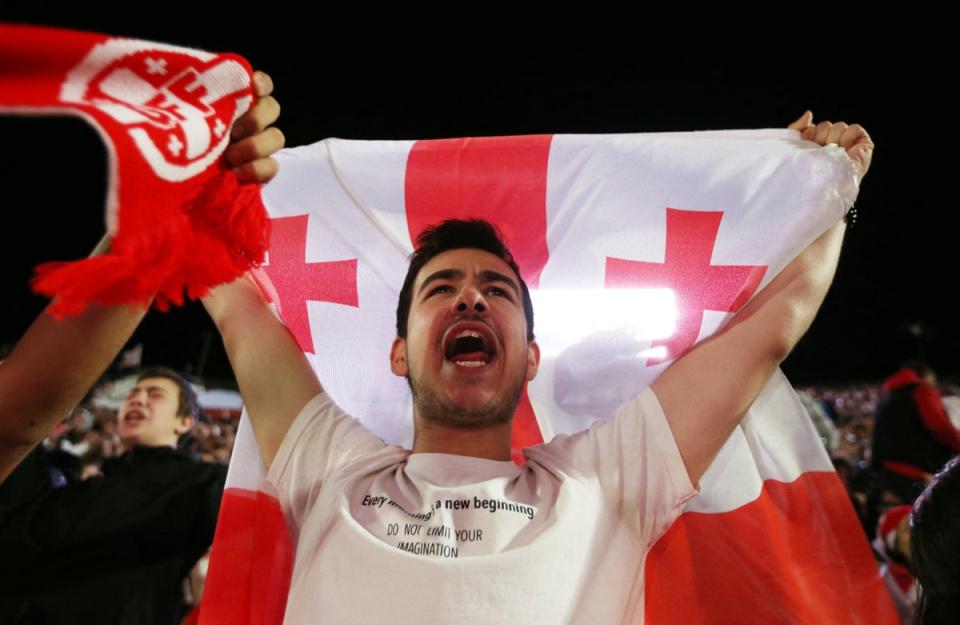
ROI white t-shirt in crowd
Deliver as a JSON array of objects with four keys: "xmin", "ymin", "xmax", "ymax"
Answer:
[{"xmin": 268, "ymin": 387, "xmax": 697, "ymax": 625}]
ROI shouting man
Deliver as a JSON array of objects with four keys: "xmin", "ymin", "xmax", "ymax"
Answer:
[{"xmin": 203, "ymin": 114, "xmax": 872, "ymax": 623}]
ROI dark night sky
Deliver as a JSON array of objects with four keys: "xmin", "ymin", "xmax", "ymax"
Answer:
[{"xmin": 0, "ymin": 9, "xmax": 952, "ymax": 386}]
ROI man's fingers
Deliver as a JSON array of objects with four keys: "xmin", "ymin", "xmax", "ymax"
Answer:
[
  {"xmin": 812, "ymin": 121, "xmax": 836, "ymax": 145},
  {"xmin": 849, "ymin": 144, "xmax": 873, "ymax": 179},
  {"xmin": 235, "ymin": 157, "xmax": 280, "ymax": 184},
  {"xmin": 795, "ymin": 115, "xmax": 874, "ymax": 180},
  {"xmin": 821, "ymin": 123, "xmax": 875, "ymax": 180},
  {"xmin": 839, "ymin": 124, "xmax": 872, "ymax": 150},
  {"xmin": 830, "ymin": 123, "xmax": 874, "ymax": 179},
  {"xmin": 231, "ymin": 96, "xmax": 281, "ymax": 141},
  {"xmin": 825, "ymin": 122, "xmax": 849, "ymax": 146},
  {"xmin": 252, "ymin": 71, "xmax": 274, "ymax": 98},
  {"xmin": 787, "ymin": 110, "xmax": 814, "ymax": 131},
  {"xmin": 226, "ymin": 126, "xmax": 285, "ymax": 167},
  {"xmin": 231, "ymin": 71, "xmax": 277, "ymax": 140},
  {"xmin": 222, "ymin": 70, "xmax": 282, "ymax": 184}
]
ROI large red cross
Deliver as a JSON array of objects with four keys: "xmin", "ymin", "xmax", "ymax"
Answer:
[
  {"xmin": 605, "ymin": 208, "xmax": 767, "ymax": 365},
  {"xmin": 405, "ymin": 135, "xmax": 553, "ymax": 463},
  {"xmin": 260, "ymin": 215, "xmax": 358, "ymax": 354}
]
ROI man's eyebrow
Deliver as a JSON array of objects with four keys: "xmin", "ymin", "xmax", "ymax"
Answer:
[
  {"xmin": 418, "ymin": 269, "xmax": 465, "ymax": 295},
  {"xmin": 478, "ymin": 270, "xmax": 520, "ymax": 296}
]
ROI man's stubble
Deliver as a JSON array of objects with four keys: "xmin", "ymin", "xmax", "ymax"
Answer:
[{"xmin": 407, "ymin": 352, "xmax": 526, "ymax": 429}]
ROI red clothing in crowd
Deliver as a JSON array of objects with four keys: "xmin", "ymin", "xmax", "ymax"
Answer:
[{"xmin": 873, "ymin": 368, "xmax": 960, "ymax": 478}]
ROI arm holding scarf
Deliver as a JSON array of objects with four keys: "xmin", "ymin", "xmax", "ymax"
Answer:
[
  {"xmin": 0, "ymin": 72, "xmax": 284, "ymax": 483},
  {"xmin": 202, "ymin": 273, "xmax": 323, "ymax": 470}
]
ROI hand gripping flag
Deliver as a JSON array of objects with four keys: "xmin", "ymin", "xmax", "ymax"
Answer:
[
  {"xmin": 201, "ymin": 132, "xmax": 900, "ymax": 624},
  {"xmin": 0, "ymin": 24, "xmax": 268, "ymax": 315}
]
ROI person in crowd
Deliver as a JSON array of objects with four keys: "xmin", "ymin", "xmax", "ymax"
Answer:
[
  {"xmin": 868, "ymin": 361, "xmax": 960, "ymax": 529},
  {"xmin": 873, "ymin": 504, "xmax": 917, "ymax": 623},
  {"xmin": 909, "ymin": 455, "xmax": 960, "ymax": 625},
  {"xmin": 0, "ymin": 71, "xmax": 283, "ymax": 484},
  {"xmin": 0, "ymin": 368, "xmax": 222, "ymax": 623},
  {"xmin": 0, "ymin": 71, "xmax": 283, "ymax": 625}
]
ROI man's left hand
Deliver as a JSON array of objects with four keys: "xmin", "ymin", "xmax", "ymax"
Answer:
[{"xmin": 789, "ymin": 110, "xmax": 874, "ymax": 180}]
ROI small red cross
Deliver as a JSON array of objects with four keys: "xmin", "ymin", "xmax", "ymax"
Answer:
[{"xmin": 605, "ymin": 208, "xmax": 766, "ymax": 365}]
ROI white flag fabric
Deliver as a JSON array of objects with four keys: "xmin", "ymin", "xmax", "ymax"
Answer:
[{"xmin": 199, "ymin": 130, "xmax": 898, "ymax": 624}]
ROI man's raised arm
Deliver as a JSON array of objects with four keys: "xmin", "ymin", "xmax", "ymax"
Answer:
[
  {"xmin": 652, "ymin": 112, "xmax": 874, "ymax": 485},
  {"xmin": 0, "ymin": 71, "xmax": 285, "ymax": 482},
  {"xmin": 201, "ymin": 70, "xmax": 322, "ymax": 470},
  {"xmin": 202, "ymin": 275, "xmax": 322, "ymax": 469}
]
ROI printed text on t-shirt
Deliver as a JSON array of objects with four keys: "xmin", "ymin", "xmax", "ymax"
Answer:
[{"xmin": 359, "ymin": 493, "xmax": 538, "ymax": 559}]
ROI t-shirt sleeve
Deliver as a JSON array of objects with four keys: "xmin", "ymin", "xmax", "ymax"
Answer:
[
  {"xmin": 531, "ymin": 386, "xmax": 697, "ymax": 547},
  {"xmin": 267, "ymin": 392, "xmax": 387, "ymax": 525}
]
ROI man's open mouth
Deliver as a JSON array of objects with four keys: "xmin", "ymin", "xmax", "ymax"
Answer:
[
  {"xmin": 443, "ymin": 323, "xmax": 498, "ymax": 368},
  {"xmin": 123, "ymin": 410, "xmax": 145, "ymax": 423}
]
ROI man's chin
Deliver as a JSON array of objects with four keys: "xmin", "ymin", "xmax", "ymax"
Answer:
[
  {"xmin": 419, "ymin": 403, "xmax": 512, "ymax": 429},
  {"xmin": 410, "ymin": 378, "xmax": 523, "ymax": 430}
]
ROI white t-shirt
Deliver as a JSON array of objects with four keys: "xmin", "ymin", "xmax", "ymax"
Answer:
[{"xmin": 268, "ymin": 387, "xmax": 697, "ymax": 625}]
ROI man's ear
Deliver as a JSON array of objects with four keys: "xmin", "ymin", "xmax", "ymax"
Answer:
[
  {"xmin": 175, "ymin": 416, "xmax": 194, "ymax": 436},
  {"xmin": 390, "ymin": 337, "xmax": 409, "ymax": 377},
  {"xmin": 526, "ymin": 340, "xmax": 540, "ymax": 381}
]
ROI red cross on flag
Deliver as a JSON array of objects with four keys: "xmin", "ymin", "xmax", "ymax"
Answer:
[{"xmin": 201, "ymin": 131, "xmax": 899, "ymax": 624}]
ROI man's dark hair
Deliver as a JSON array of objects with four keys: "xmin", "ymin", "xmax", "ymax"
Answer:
[
  {"xmin": 136, "ymin": 367, "xmax": 200, "ymax": 420},
  {"xmin": 910, "ymin": 455, "xmax": 960, "ymax": 625},
  {"xmin": 396, "ymin": 219, "xmax": 534, "ymax": 341}
]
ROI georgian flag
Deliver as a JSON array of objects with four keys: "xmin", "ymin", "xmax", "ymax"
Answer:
[{"xmin": 200, "ymin": 132, "xmax": 899, "ymax": 624}]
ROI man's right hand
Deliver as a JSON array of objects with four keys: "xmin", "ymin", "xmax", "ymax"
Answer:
[
  {"xmin": 225, "ymin": 70, "xmax": 285, "ymax": 184},
  {"xmin": 202, "ymin": 70, "xmax": 325, "ymax": 469}
]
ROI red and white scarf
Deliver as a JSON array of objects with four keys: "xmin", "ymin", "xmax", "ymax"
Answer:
[{"xmin": 0, "ymin": 23, "xmax": 268, "ymax": 315}]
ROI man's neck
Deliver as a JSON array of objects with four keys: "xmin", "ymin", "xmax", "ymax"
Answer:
[
  {"xmin": 411, "ymin": 420, "xmax": 513, "ymax": 461},
  {"xmin": 119, "ymin": 441, "xmax": 178, "ymax": 454}
]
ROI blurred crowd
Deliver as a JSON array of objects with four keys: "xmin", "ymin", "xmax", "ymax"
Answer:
[
  {"xmin": 40, "ymin": 373, "xmax": 958, "ymax": 503},
  {"xmin": 800, "ymin": 377, "xmax": 959, "ymax": 527},
  {"xmin": 6, "ymin": 367, "xmax": 958, "ymax": 625},
  {"xmin": 798, "ymin": 366, "xmax": 960, "ymax": 624},
  {"xmin": 35, "ymin": 373, "xmax": 960, "ymax": 522}
]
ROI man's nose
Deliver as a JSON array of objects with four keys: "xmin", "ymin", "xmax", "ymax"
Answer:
[{"xmin": 454, "ymin": 287, "xmax": 487, "ymax": 314}]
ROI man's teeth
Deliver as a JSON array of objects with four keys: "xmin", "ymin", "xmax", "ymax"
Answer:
[{"xmin": 446, "ymin": 328, "xmax": 493, "ymax": 364}]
